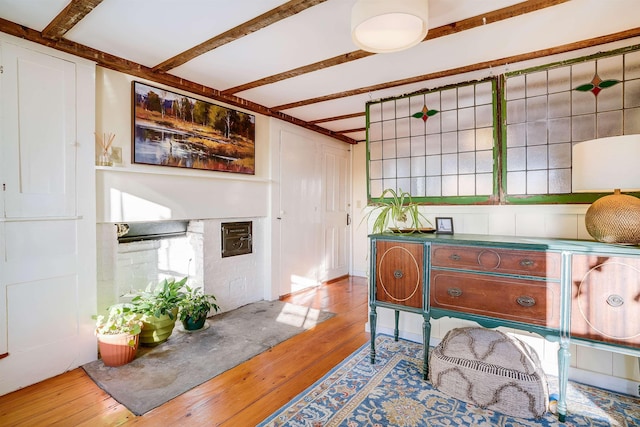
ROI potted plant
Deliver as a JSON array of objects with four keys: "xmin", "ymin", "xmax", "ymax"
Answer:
[
  {"xmin": 130, "ymin": 276, "xmax": 187, "ymax": 346},
  {"xmin": 364, "ymin": 188, "xmax": 431, "ymax": 233},
  {"xmin": 178, "ymin": 285, "xmax": 221, "ymax": 331},
  {"xmin": 95, "ymin": 303, "xmax": 143, "ymax": 367}
]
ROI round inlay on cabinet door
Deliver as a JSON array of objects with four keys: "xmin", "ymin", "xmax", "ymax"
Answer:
[
  {"xmin": 375, "ymin": 240, "xmax": 424, "ymax": 309},
  {"xmin": 572, "ymin": 255, "xmax": 640, "ymax": 345}
]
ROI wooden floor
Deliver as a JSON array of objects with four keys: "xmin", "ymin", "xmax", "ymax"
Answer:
[{"xmin": 0, "ymin": 276, "xmax": 369, "ymax": 426}]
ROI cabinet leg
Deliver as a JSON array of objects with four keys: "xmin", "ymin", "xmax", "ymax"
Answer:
[
  {"xmin": 394, "ymin": 310, "xmax": 399, "ymax": 341},
  {"xmin": 557, "ymin": 338, "xmax": 570, "ymax": 422},
  {"xmin": 422, "ymin": 315, "xmax": 431, "ymax": 380},
  {"xmin": 369, "ymin": 307, "xmax": 377, "ymax": 364}
]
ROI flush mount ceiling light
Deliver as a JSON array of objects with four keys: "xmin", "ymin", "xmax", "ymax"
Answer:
[{"xmin": 351, "ymin": 0, "xmax": 429, "ymax": 53}]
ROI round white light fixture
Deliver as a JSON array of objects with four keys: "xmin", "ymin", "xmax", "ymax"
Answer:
[{"xmin": 351, "ymin": 0, "xmax": 429, "ymax": 53}]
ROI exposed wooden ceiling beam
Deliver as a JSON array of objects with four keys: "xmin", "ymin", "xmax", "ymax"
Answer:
[
  {"xmin": 153, "ymin": 0, "xmax": 327, "ymax": 73},
  {"xmin": 41, "ymin": 0, "xmax": 103, "ymax": 40},
  {"xmin": 0, "ymin": 17, "xmax": 357, "ymax": 145},
  {"xmin": 271, "ymin": 28, "xmax": 640, "ymax": 111},
  {"xmin": 222, "ymin": 0, "xmax": 569, "ymax": 95},
  {"xmin": 336, "ymin": 127, "xmax": 365, "ymax": 134},
  {"xmin": 309, "ymin": 112, "xmax": 365, "ymax": 124}
]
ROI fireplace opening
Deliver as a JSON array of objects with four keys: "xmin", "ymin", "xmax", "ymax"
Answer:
[{"xmin": 116, "ymin": 220, "xmax": 189, "ymax": 243}]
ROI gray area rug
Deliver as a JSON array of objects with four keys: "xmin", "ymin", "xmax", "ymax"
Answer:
[{"xmin": 82, "ymin": 300, "xmax": 334, "ymax": 415}]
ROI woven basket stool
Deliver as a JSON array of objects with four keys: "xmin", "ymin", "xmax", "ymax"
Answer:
[{"xmin": 429, "ymin": 327, "xmax": 549, "ymax": 419}]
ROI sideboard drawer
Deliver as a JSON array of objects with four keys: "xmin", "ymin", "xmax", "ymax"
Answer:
[
  {"xmin": 375, "ymin": 240, "xmax": 424, "ymax": 309},
  {"xmin": 431, "ymin": 244, "xmax": 561, "ymax": 279},
  {"xmin": 571, "ymin": 254, "xmax": 640, "ymax": 348},
  {"xmin": 430, "ymin": 271, "xmax": 561, "ymax": 328}
]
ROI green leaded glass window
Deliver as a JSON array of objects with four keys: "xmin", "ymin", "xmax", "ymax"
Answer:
[
  {"xmin": 504, "ymin": 47, "xmax": 640, "ymax": 201},
  {"xmin": 366, "ymin": 44, "xmax": 640, "ymax": 204},
  {"xmin": 367, "ymin": 79, "xmax": 497, "ymax": 202}
]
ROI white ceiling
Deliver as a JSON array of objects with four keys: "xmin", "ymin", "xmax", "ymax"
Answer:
[{"xmin": 0, "ymin": 0, "xmax": 639, "ymax": 144}]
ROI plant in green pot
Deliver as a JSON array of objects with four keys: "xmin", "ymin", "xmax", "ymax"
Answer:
[
  {"xmin": 364, "ymin": 188, "xmax": 431, "ymax": 233},
  {"xmin": 178, "ymin": 285, "xmax": 221, "ymax": 331},
  {"xmin": 130, "ymin": 276, "xmax": 187, "ymax": 346},
  {"xmin": 95, "ymin": 303, "xmax": 143, "ymax": 367}
]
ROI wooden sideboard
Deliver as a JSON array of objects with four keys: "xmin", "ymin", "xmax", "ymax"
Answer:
[{"xmin": 368, "ymin": 233, "xmax": 640, "ymax": 422}]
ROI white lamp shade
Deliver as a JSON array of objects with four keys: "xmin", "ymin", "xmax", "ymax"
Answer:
[
  {"xmin": 572, "ymin": 134, "xmax": 640, "ymax": 192},
  {"xmin": 351, "ymin": 0, "xmax": 428, "ymax": 53}
]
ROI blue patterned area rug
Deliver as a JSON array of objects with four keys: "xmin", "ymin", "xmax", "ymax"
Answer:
[{"xmin": 258, "ymin": 335, "xmax": 640, "ymax": 426}]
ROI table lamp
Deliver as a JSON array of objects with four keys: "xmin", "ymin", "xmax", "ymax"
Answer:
[{"xmin": 572, "ymin": 134, "xmax": 640, "ymax": 244}]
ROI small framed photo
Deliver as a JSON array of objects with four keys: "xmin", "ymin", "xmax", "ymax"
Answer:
[{"xmin": 435, "ymin": 217, "xmax": 454, "ymax": 234}]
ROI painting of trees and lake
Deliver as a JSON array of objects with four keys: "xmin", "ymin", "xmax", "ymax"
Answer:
[{"xmin": 132, "ymin": 81, "xmax": 255, "ymax": 174}]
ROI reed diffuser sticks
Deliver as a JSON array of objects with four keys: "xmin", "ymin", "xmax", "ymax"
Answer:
[{"xmin": 96, "ymin": 132, "xmax": 116, "ymax": 166}]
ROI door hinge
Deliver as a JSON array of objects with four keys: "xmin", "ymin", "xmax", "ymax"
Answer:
[
  {"xmin": 2, "ymin": 183, "xmax": 5, "ymax": 191},
  {"xmin": 0, "ymin": 65, "xmax": 3, "ymax": 74}
]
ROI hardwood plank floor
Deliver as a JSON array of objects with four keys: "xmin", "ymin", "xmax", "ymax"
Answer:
[{"xmin": 0, "ymin": 276, "xmax": 369, "ymax": 427}]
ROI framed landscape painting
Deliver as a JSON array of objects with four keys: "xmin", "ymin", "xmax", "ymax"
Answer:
[{"xmin": 132, "ymin": 81, "xmax": 256, "ymax": 174}]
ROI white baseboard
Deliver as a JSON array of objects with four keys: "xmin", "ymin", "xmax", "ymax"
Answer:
[
  {"xmin": 350, "ymin": 269, "xmax": 367, "ymax": 278},
  {"xmin": 568, "ymin": 367, "xmax": 640, "ymax": 397}
]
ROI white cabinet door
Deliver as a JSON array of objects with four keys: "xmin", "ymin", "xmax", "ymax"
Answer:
[
  {"xmin": 1, "ymin": 43, "xmax": 76, "ymax": 218},
  {"xmin": 278, "ymin": 130, "xmax": 322, "ymax": 295}
]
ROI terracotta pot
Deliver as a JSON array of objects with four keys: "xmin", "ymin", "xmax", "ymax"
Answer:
[
  {"xmin": 182, "ymin": 315, "xmax": 207, "ymax": 331},
  {"xmin": 97, "ymin": 333, "xmax": 139, "ymax": 367},
  {"xmin": 139, "ymin": 309, "xmax": 178, "ymax": 346}
]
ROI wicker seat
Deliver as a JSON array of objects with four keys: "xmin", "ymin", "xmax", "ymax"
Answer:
[{"xmin": 429, "ymin": 327, "xmax": 549, "ymax": 419}]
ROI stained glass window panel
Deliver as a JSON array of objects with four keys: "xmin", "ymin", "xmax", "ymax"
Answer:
[
  {"xmin": 476, "ymin": 128, "xmax": 494, "ymax": 150},
  {"xmin": 411, "ymin": 177, "xmax": 426, "ymax": 196},
  {"xmin": 411, "ymin": 156, "xmax": 426, "ymax": 176},
  {"xmin": 459, "ymin": 152, "xmax": 476, "ymax": 174},
  {"xmin": 597, "ymin": 110, "xmax": 623, "ymax": 137},
  {"xmin": 410, "ymin": 135, "xmax": 426, "ymax": 156},
  {"xmin": 477, "ymin": 173, "xmax": 493, "ymax": 195},
  {"xmin": 504, "ymin": 46, "xmax": 637, "ymax": 197},
  {"xmin": 367, "ymin": 79, "xmax": 497, "ymax": 200},
  {"xmin": 459, "ymin": 174, "xmax": 476, "ymax": 195},
  {"xmin": 397, "ymin": 158, "xmax": 411, "ymax": 178},
  {"xmin": 624, "ymin": 79, "xmax": 640, "ymax": 108},
  {"xmin": 370, "ymin": 160, "xmax": 382, "ymax": 179},
  {"xmin": 397, "ymin": 137, "xmax": 411, "ymax": 158},
  {"xmin": 382, "ymin": 159, "xmax": 396, "ymax": 177},
  {"xmin": 369, "ymin": 140, "xmax": 382, "ymax": 160}
]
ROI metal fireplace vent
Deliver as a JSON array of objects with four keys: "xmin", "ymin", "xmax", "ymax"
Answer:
[
  {"xmin": 116, "ymin": 220, "xmax": 189, "ymax": 243},
  {"xmin": 221, "ymin": 221, "xmax": 252, "ymax": 257}
]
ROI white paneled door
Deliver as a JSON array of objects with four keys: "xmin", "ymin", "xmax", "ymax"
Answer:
[
  {"xmin": 278, "ymin": 130, "xmax": 351, "ymax": 295},
  {"xmin": 279, "ymin": 130, "xmax": 321, "ymax": 295}
]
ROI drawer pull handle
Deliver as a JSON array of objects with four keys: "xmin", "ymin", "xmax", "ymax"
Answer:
[
  {"xmin": 516, "ymin": 296, "xmax": 536, "ymax": 307},
  {"xmin": 449, "ymin": 254, "xmax": 461, "ymax": 261},
  {"xmin": 447, "ymin": 287, "xmax": 463, "ymax": 297},
  {"xmin": 393, "ymin": 269, "xmax": 404, "ymax": 279},
  {"xmin": 520, "ymin": 259, "xmax": 534, "ymax": 267},
  {"xmin": 606, "ymin": 294, "xmax": 624, "ymax": 307}
]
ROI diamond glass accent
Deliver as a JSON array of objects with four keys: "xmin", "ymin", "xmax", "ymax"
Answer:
[{"xmin": 575, "ymin": 73, "xmax": 621, "ymax": 96}]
